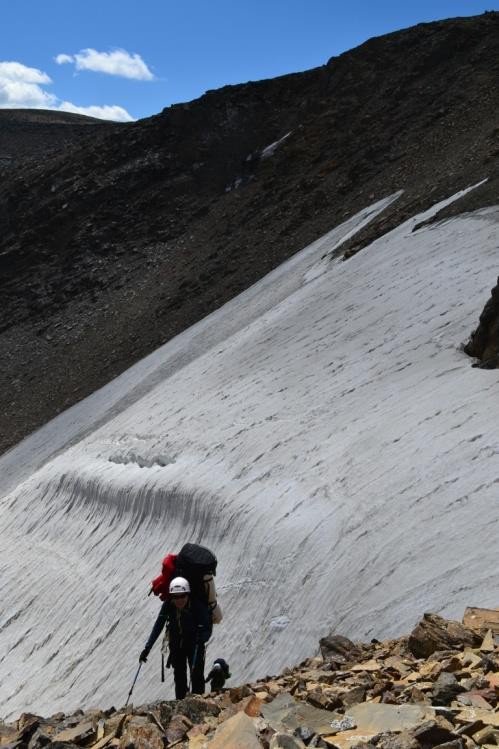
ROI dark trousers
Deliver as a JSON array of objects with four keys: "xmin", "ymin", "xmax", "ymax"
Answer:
[{"xmin": 170, "ymin": 643, "xmax": 205, "ymax": 700}]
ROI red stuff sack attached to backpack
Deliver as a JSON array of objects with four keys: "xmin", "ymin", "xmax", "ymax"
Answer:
[{"xmin": 150, "ymin": 553, "xmax": 177, "ymax": 600}]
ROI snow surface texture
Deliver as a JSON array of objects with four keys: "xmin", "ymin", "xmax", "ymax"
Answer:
[{"xmin": 1, "ymin": 187, "xmax": 498, "ymax": 719}]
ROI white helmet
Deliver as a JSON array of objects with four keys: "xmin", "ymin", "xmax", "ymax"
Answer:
[{"xmin": 169, "ymin": 576, "xmax": 190, "ymax": 595}]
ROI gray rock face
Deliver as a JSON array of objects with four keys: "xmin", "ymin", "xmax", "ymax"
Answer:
[{"xmin": 432, "ymin": 673, "xmax": 465, "ymax": 706}]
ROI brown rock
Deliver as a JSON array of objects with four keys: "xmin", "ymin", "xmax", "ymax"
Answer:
[
  {"xmin": 456, "ymin": 693, "xmax": 494, "ymax": 710},
  {"xmin": 471, "ymin": 726, "xmax": 499, "ymax": 745},
  {"xmin": 255, "ymin": 691, "xmax": 272, "ymax": 702},
  {"xmin": 455, "ymin": 709, "xmax": 499, "ymax": 728},
  {"xmin": 307, "ymin": 690, "xmax": 337, "ymax": 711},
  {"xmin": 410, "ymin": 687, "xmax": 431, "ymax": 705},
  {"xmin": 479, "ymin": 632, "xmax": 495, "ymax": 654},
  {"xmin": 174, "ymin": 696, "xmax": 220, "ymax": 725},
  {"xmin": 351, "ymin": 661, "xmax": 382, "ymax": 673},
  {"xmin": 411, "ymin": 717, "xmax": 458, "ymax": 747},
  {"xmin": 341, "ymin": 687, "xmax": 367, "ymax": 709},
  {"xmin": 384, "ymin": 657, "xmax": 412, "ymax": 676},
  {"xmin": 228, "ymin": 685, "xmax": 255, "ymax": 703},
  {"xmin": 0, "ymin": 723, "xmax": 18, "ymax": 746},
  {"xmin": 375, "ymin": 730, "xmax": 420, "ymax": 749},
  {"xmin": 118, "ymin": 716, "xmax": 166, "ymax": 749},
  {"xmin": 187, "ymin": 724, "xmax": 209, "ymax": 738},
  {"xmin": 408, "ymin": 615, "xmax": 481, "ymax": 659},
  {"xmin": 460, "ymin": 651, "xmax": 483, "ymax": 670},
  {"xmin": 244, "ymin": 696, "xmax": 264, "ymax": 718},
  {"xmin": 188, "ymin": 736, "xmax": 209, "ymax": 749},
  {"xmin": 462, "ymin": 609, "xmax": 499, "ymax": 635},
  {"xmin": 17, "ymin": 716, "xmax": 43, "ymax": 732},
  {"xmin": 165, "ymin": 715, "xmax": 193, "ymax": 745},
  {"xmin": 319, "ymin": 635, "xmax": 361, "ymax": 664},
  {"xmin": 207, "ymin": 711, "xmax": 261, "ymax": 749},
  {"xmin": 321, "ymin": 731, "xmax": 377, "ymax": 749},
  {"xmin": 55, "ymin": 722, "xmax": 95, "ymax": 746},
  {"xmin": 11, "ymin": 717, "xmax": 41, "ymax": 746}
]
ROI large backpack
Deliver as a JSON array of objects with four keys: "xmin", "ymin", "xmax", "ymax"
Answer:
[{"xmin": 150, "ymin": 543, "xmax": 222, "ymax": 623}]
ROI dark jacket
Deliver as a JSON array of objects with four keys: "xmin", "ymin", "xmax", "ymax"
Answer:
[{"xmin": 145, "ymin": 597, "xmax": 212, "ymax": 653}]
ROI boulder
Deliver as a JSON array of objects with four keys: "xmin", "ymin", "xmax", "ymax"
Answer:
[
  {"xmin": 319, "ymin": 635, "xmax": 361, "ymax": 664},
  {"xmin": 408, "ymin": 615, "xmax": 481, "ymax": 658},
  {"xmin": 207, "ymin": 711, "xmax": 261, "ymax": 748}
]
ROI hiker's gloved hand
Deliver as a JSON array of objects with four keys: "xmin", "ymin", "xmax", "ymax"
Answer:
[{"xmin": 139, "ymin": 648, "xmax": 150, "ymax": 663}]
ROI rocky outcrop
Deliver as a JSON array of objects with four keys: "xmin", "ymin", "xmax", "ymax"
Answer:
[
  {"xmin": 408, "ymin": 614, "xmax": 482, "ymax": 658},
  {"xmin": 464, "ymin": 277, "xmax": 499, "ymax": 369},
  {"xmin": 1, "ymin": 611, "xmax": 497, "ymax": 749}
]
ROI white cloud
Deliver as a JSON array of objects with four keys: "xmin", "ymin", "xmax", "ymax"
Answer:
[
  {"xmin": 57, "ymin": 101, "xmax": 134, "ymax": 122},
  {"xmin": 56, "ymin": 48, "xmax": 154, "ymax": 81},
  {"xmin": 0, "ymin": 61, "xmax": 51, "ymax": 85},
  {"xmin": 55, "ymin": 54, "xmax": 74, "ymax": 65},
  {"xmin": 0, "ymin": 59, "xmax": 135, "ymax": 121},
  {"xmin": 0, "ymin": 61, "xmax": 55, "ymax": 108}
]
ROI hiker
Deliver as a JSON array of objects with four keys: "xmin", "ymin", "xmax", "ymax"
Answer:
[
  {"xmin": 150, "ymin": 545, "xmax": 223, "ymax": 624},
  {"xmin": 139, "ymin": 576, "xmax": 212, "ymax": 700},
  {"xmin": 205, "ymin": 657, "xmax": 231, "ymax": 691}
]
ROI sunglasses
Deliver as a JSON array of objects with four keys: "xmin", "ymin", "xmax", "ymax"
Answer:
[{"xmin": 171, "ymin": 593, "xmax": 188, "ymax": 599}]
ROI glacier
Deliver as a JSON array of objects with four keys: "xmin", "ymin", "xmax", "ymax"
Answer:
[{"xmin": 0, "ymin": 187, "xmax": 498, "ymax": 719}]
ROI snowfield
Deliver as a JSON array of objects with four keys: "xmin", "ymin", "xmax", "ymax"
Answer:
[{"xmin": 0, "ymin": 187, "xmax": 498, "ymax": 719}]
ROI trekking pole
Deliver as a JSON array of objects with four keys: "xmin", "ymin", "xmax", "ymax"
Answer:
[{"xmin": 125, "ymin": 663, "xmax": 142, "ymax": 708}]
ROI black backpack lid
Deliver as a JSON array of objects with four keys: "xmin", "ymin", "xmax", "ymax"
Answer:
[{"xmin": 177, "ymin": 543, "xmax": 217, "ymax": 573}]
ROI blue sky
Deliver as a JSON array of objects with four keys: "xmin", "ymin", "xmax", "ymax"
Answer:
[{"xmin": 1, "ymin": 0, "xmax": 497, "ymax": 121}]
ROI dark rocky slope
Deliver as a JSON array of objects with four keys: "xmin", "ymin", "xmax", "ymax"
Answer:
[
  {"xmin": 1, "ymin": 12, "xmax": 499, "ymax": 454},
  {"xmin": 0, "ymin": 109, "xmax": 115, "ymax": 168}
]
